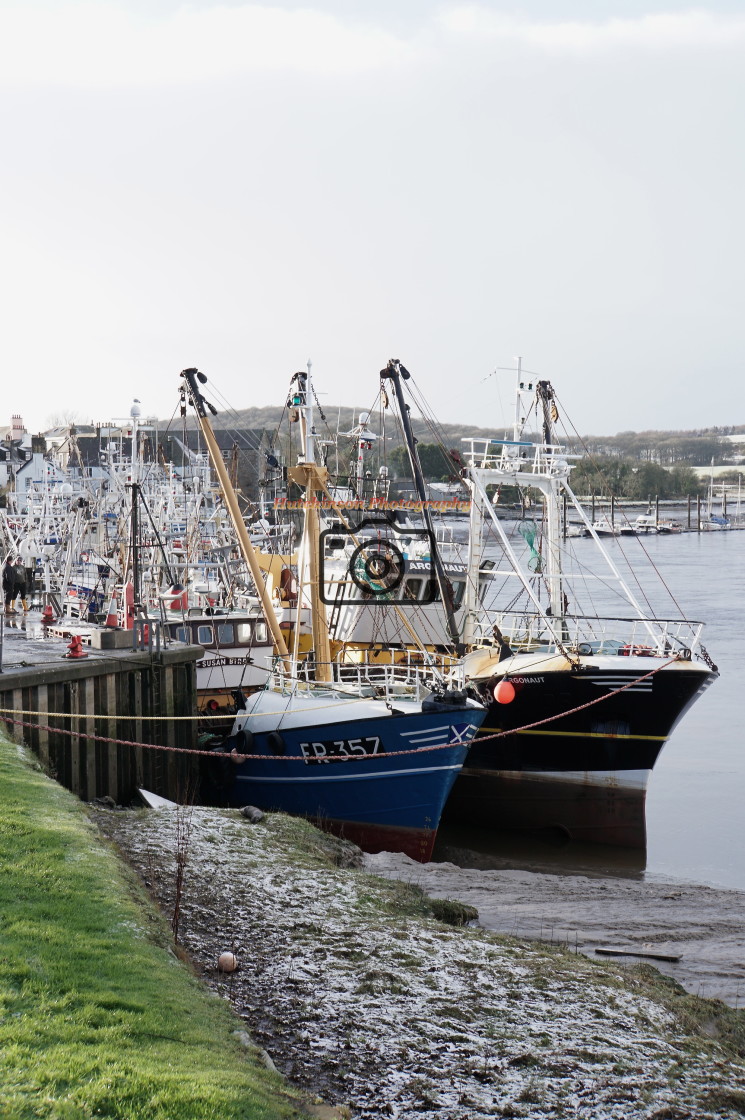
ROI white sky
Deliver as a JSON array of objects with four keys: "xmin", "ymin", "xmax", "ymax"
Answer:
[{"xmin": 2, "ymin": 0, "xmax": 744, "ymax": 436}]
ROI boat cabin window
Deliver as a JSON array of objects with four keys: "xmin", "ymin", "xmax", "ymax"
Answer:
[
  {"xmin": 196, "ymin": 625, "xmax": 214, "ymax": 646},
  {"xmin": 174, "ymin": 626, "xmax": 189, "ymax": 643},
  {"xmin": 236, "ymin": 623, "xmax": 253, "ymax": 643},
  {"xmin": 404, "ymin": 578, "xmax": 422, "ymax": 600},
  {"xmin": 255, "ymin": 622, "xmax": 268, "ymax": 643},
  {"xmin": 452, "ymin": 580, "xmax": 466, "ymax": 609},
  {"xmin": 216, "ymin": 624, "xmax": 234, "ymax": 645},
  {"xmin": 422, "ymin": 578, "xmax": 439, "ymax": 602}
]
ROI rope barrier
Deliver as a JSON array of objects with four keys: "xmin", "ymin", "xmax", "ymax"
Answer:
[
  {"xmin": 0, "ymin": 659, "xmax": 678, "ymax": 763},
  {"xmin": 0, "ymin": 713, "xmax": 468, "ymax": 762}
]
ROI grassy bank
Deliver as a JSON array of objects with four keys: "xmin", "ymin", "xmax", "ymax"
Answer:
[{"xmin": 0, "ymin": 740, "xmax": 307, "ymax": 1120}]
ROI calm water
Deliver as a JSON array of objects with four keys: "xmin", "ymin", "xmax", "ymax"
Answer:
[
  {"xmin": 644, "ymin": 531, "xmax": 744, "ymax": 890},
  {"xmin": 436, "ymin": 528, "xmax": 745, "ymax": 892}
]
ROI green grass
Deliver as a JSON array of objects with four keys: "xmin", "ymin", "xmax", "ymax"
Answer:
[{"xmin": 0, "ymin": 742, "xmax": 307, "ymax": 1120}]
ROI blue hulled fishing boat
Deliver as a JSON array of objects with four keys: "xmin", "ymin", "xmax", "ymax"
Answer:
[
  {"xmin": 182, "ymin": 366, "xmax": 485, "ymax": 861},
  {"xmin": 213, "ymin": 687, "xmax": 484, "ymax": 861}
]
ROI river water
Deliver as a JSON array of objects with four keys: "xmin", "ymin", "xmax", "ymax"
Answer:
[{"xmin": 433, "ymin": 526, "xmax": 745, "ymax": 892}]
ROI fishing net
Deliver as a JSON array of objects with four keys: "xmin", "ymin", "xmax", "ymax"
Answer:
[{"xmin": 518, "ymin": 519, "xmax": 543, "ymax": 573}]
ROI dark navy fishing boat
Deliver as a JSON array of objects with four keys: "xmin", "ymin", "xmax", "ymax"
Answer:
[{"xmin": 446, "ymin": 370, "xmax": 718, "ymax": 848}]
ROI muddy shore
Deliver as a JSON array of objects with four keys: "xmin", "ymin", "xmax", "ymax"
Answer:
[
  {"xmin": 91, "ymin": 804, "xmax": 745, "ymax": 1120},
  {"xmin": 366, "ymin": 849, "xmax": 745, "ymax": 1009}
]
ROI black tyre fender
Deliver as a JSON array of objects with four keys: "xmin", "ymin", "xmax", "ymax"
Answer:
[
  {"xmin": 234, "ymin": 728, "xmax": 254, "ymax": 753},
  {"xmin": 267, "ymin": 731, "xmax": 286, "ymax": 756}
]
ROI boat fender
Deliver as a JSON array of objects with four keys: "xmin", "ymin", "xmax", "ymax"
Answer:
[
  {"xmin": 233, "ymin": 728, "xmax": 254, "ymax": 753},
  {"xmin": 493, "ymin": 679, "xmax": 516, "ymax": 704},
  {"xmin": 267, "ymin": 731, "xmax": 286, "ymax": 756},
  {"xmin": 279, "ymin": 567, "xmax": 298, "ymax": 603}
]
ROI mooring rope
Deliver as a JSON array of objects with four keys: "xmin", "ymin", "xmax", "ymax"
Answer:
[{"xmin": 0, "ymin": 659, "xmax": 678, "ymax": 763}]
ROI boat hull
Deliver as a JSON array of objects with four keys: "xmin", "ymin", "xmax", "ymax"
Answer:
[
  {"xmin": 204, "ymin": 707, "xmax": 485, "ymax": 862},
  {"xmin": 445, "ymin": 657, "xmax": 715, "ymax": 848}
]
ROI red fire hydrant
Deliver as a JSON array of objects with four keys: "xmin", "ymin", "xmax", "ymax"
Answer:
[{"xmin": 65, "ymin": 635, "xmax": 88, "ymax": 659}]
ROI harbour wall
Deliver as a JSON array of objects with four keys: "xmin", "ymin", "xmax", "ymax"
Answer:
[{"xmin": 0, "ymin": 645, "xmax": 203, "ymax": 805}]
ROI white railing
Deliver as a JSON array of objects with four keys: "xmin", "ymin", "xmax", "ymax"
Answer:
[
  {"xmin": 471, "ymin": 609, "xmax": 704, "ymax": 659},
  {"xmin": 269, "ymin": 651, "xmax": 465, "ymax": 701},
  {"xmin": 461, "ymin": 438, "xmax": 579, "ymax": 477}
]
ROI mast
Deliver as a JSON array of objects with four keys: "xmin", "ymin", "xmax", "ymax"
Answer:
[
  {"xmin": 535, "ymin": 380, "xmax": 564, "ymax": 622},
  {"xmin": 380, "ymin": 358, "xmax": 463, "ymax": 653},
  {"xmin": 180, "ymin": 368, "xmax": 290, "ymax": 668},
  {"xmin": 287, "ymin": 362, "xmax": 333, "ymax": 682}
]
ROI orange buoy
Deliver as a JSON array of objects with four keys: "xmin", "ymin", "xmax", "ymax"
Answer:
[{"xmin": 493, "ymin": 679, "xmax": 516, "ymax": 704}]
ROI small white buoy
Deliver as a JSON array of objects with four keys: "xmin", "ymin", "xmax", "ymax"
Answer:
[{"xmin": 218, "ymin": 951, "xmax": 238, "ymax": 973}]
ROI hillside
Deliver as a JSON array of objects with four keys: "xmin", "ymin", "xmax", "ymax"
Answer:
[{"xmin": 187, "ymin": 403, "xmax": 497, "ymax": 450}]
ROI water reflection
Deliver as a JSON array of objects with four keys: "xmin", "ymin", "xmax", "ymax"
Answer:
[{"xmin": 433, "ymin": 822, "xmax": 646, "ymax": 880}]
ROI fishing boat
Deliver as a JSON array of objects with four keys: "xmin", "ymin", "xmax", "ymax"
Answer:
[
  {"xmin": 444, "ymin": 370, "xmax": 718, "ymax": 848},
  {"xmin": 211, "ymin": 683, "xmax": 484, "ymax": 861},
  {"xmin": 181, "ymin": 366, "xmax": 486, "ymax": 861}
]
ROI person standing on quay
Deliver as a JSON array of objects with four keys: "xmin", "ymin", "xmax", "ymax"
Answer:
[
  {"xmin": 13, "ymin": 558, "xmax": 28, "ymax": 612},
  {"xmin": 3, "ymin": 557, "xmax": 17, "ymax": 614}
]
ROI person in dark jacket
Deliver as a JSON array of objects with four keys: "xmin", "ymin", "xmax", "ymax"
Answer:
[
  {"xmin": 3, "ymin": 558, "xmax": 17, "ymax": 613},
  {"xmin": 13, "ymin": 561, "xmax": 28, "ymax": 612}
]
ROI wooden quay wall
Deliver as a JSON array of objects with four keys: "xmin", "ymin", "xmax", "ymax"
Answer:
[{"xmin": 0, "ymin": 644, "xmax": 204, "ymax": 806}]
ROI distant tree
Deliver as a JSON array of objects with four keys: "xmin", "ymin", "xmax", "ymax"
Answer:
[
  {"xmin": 667, "ymin": 464, "xmax": 706, "ymax": 496},
  {"xmin": 45, "ymin": 410, "xmax": 82, "ymax": 430},
  {"xmin": 625, "ymin": 462, "xmax": 672, "ymax": 500},
  {"xmin": 568, "ymin": 456, "xmax": 633, "ymax": 497},
  {"xmin": 388, "ymin": 443, "xmax": 459, "ymax": 481}
]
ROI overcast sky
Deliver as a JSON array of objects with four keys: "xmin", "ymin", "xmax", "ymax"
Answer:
[{"xmin": 2, "ymin": 0, "xmax": 743, "ymax": 436}]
